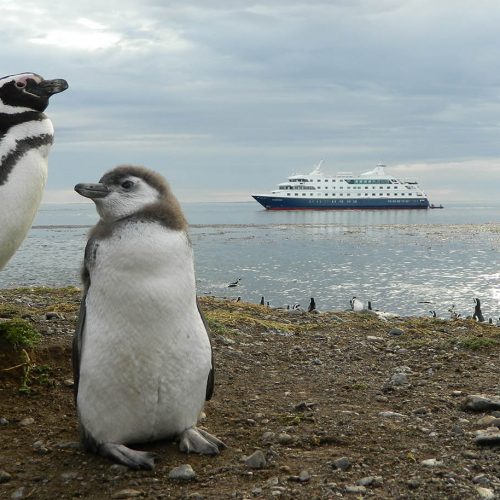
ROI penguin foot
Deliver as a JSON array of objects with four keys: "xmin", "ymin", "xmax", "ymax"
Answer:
[
  {"xmin": 179, "ymin": 427, "xmax": 226, "ymax": 455},
  {"xmin": 99, "ymin": 443, "xmax": 156, "ymax": 470}
]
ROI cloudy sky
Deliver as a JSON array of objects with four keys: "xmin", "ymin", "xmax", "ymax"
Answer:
[{"xmin": 3, "ymin": 0, "xmax": 500, "ymax": 203}]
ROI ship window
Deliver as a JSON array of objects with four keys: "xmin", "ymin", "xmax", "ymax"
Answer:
[
  {"xmin": 325, "ymin": 179, "xmax": 329, "ymax": 182},
  {"xmin": 287, "ymin": 193, "xmax": 290, "ymax": 196},
  {"xmin": 302, "ymin": 193, "xmax": 306, "ymax": 196},
  {"xmin": 325, "ymin": 193, "xmax": 328, "ymax": 196},
  {"xmin": 295, "ymin": 193, "xmax": 298, "ymax": 196},
  {"xmin": 365, "ymin": 193, "xmax": 368, "ymax": 196}
]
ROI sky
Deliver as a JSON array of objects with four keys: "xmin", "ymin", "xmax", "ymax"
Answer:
[{"xmin": 2, "ymin": 0, "xmax": 500, "ymax": 204}]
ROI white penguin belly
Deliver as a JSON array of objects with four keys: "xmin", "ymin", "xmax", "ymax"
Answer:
[
  {"xmin": 78, "ymin": 224, "xmax": 212, "ymax": 445},
  {"xmin": 0, "ymin": 148, "xmax": 48, "ymax": 269}
]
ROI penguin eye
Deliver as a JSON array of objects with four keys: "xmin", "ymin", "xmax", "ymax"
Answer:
[
  {"xmin": 121, "ymin": 180, "xmax": 134, "ymax": 190},
  {"xmin": 16, "ymin": 81, "xmax": 26, "ymax": 88}
]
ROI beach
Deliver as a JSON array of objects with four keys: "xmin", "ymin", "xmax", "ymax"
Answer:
[{"xmin": 1, "ymin": 287, "xmax": 499, "ymax": 499}]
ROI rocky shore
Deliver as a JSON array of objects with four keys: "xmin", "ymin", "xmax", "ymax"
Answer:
[{"xmin": 0, "ymin": 287, "xmax": 499, "ymax": 499}]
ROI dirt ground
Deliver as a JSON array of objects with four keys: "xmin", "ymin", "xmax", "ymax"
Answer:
[{"xmin": 0, "ymin": 287, "xmax": 499, "ymax": 499}]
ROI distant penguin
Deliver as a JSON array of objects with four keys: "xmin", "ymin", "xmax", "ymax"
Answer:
[
  {"xmin": 350, "ymin": 296, "xmax": 364, "ymax": 312},
  {"xmin": 367, "ymin": 301, "xmax": 372, "ymax": 311},
  {"xmin": 429, "ymin": 310, "xmax": 437, "ymax": 318},
  {"xmin": 308, "ymin": 297, "xmax": 316, "ymax": 313},
  {"xmin": 228, "ymin": 278, "xmax": 241, "ymax": 288},
  {"xmin": 473, "ymin": 298, "xmax": 485, "ymax": 322},
  {"xmin": 73, "ymin": 165, "xmax": 225, "ymax": 469},
  {"xmin": 260, "ymin": 296, "xmax": 265, "ymax": 306},
  {"xmin": 0, "ymin": 73, "xmax": 68, "ymax": 270}
]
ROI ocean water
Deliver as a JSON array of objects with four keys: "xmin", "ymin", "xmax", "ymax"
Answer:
[{"xmin": 1, "ymin": 201, "xmax": 499, "ymax": 319}]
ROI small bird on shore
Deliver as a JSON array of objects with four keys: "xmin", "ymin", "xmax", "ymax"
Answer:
[
  {"xmin": 473, "ymin": 298, "xmax": 485, "ymax": 322},
  {"xmin": 73, "ymin": 165, "xmax": 224, "ymax": 469},
  {"xmin": 0, "ymin": 72, "xmax": 68, "ymax": 270},
  {"xmin": 228, "ymin": 278, "xmax": 241, "ymax": 288},
  {"xmin": 350, "ymin": 296, "xmax": 364, "ymax": 312}
]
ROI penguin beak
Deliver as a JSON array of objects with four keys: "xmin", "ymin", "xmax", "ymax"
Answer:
[
  {"xmin": 26, "ymin": 78, "xmax": 69, "ymax": 98},
  {"xmin": 75, "ymin": 183, "xmax": 110, "ymax": 199}
]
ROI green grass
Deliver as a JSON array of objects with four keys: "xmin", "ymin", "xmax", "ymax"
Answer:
[{"xmin": 0, "ymin": 319, "xmax": 41, "ymax": 348}]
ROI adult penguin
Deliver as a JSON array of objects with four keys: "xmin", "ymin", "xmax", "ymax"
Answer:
[
  {"xmin": 73, "ymin": 165, "xmax": 225, "ymax": 469},
  {"xmin": 0, "ymin": 72, "xmax": 67, "ymax": 269}
]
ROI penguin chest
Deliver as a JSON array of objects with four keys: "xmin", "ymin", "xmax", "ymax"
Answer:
[
  {"xmin": 0, "ymin": 120, "xmax": 52, "ymax": 267},
  {"xmin": 78, "ymin": 224, "xmax": 212, "ymax": 444}
]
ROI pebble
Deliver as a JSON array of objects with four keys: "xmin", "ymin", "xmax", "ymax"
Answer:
[
  {"xmin": 379, "ymin": 411, "xmax": 405, "ymax": 418},
  {"xmin": 472, "ymin": 474, "xmax": 490, "ymax": 485},
  {"xmin": 345, "ymin": 485, "xmax": 367, "ymax": 494},
  {"xmin": 60, "ymin": 471, "xmax": 78, "ymax": 481},
  {"xmin": 477, "ymin": 416, "xmax": 500, "ymax": 428},
  {"xmin": 277, "ymin": 433, "xmax": 293, "ymax": 445},
  {"xmin": 168, "ymin": 464, "xmax": 196, "ymax": 480},
  {"xmin": 0, "ymin": 470, "xmax": 12, "ymax": 483},
  {"xmin": 0, "ymin": 417, "xmax": 8, "ymax": 425},
  {"xmin": 10, "ymin": 487, "xmax": 26, "ymax": 499},
  {"xmin": 19, "ymin": 417, "xmax": 34, "ymax": 426},
  {"xmin": 390, "ymin": 373, "xmax": 408, "ymax": 386},
  {"xmin": 109, "ymin": 464, "xmax": 129, "ymax": 474},
  {"xmin": 474, "ymin": 428, "xmax": 500, "ymax": 446},
  {"xmin": 111, "ymin": 489, "xmax": 143, "ymax": 499},
  {"xmin": 421, "ymin": 458, "xmax": 443, "ymax": 467},
  {"xmin": 475, "ymin": 486, "xmax": 495, "ymax": 499},
  {"xmin": 356, "ymin": 476, "xmax": 383, "ymax": 487},
  {"xmin": 462, "ymin": 394, "xmax": 500, "ymax": 412},
  {"xmin": 63, "ymin": 379, "xmax": 74, "ymax": 387},
  {"xmin": 55, "ymin": 441, "xmax": 81, "ymax": 449},
  {"xmin": 298, "ymin": 470, "xmax": 311, "ymax": 482},
  {"xmin": 332, "ymin": 457, "xmax": 351, "ymax": 471},
  {"xmin": 261, "ymin": 431, "xmax": 275, "ymax": 444},
  {"xmin": 46, "ymin": 312, "xmax": 64, "ymax": 320},
  {"xmin": 388, "ymin": 328, "xmax": 405, "ymax": 336},
  {"xmin": 244, "ymin": 450, "xmax": 267, "ymax": 469}
]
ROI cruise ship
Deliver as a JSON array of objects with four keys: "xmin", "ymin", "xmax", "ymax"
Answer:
[{"xmin": 252, "ymin": 163, "xmax": 430, "ymax": 210}]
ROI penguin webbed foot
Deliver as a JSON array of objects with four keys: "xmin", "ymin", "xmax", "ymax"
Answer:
[
  {"xmin": 179, "ymin": 427, "xmax": 226, "ymax": 455},
  {"xmin": 99, "ymin": 443, "xmax": 156, "ymax": 470}
]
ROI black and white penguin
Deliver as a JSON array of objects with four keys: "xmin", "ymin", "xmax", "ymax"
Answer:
[
  {"xmin": 473, "ymin": 298, "xmax": 485, "ymax": 322},
  {"xmin": 308, "ymin": 297, "xmax": 316, "ymax": 313},
  {"xmin": 350, "ymin": 296, "xmax": 364, "ymax": 312},
  {"xmin": 0, "ymin": 72, "xmax": 68, "ymax": 269},
  {"xmin": 228, "ymin": 278, "xmax": 241, "ymax": 288},
  {"xmin": 73, "ymin": 165, "xmax": 225, "ymax": 469}
]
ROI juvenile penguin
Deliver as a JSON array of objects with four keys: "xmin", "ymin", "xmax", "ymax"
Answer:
[
  {"xmin": 0, "ymin": 72, "xmax": 68, "ymax": 269},
  {"xmin": 350, "ymin": 296, "xmax": 364, "ymax": 312},
  {"xmin": 73, "ymin": 165, "xmax": 225, "ymax": 469}
]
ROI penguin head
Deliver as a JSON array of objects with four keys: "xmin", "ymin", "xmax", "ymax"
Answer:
[
  {"xmin": 75, "ymin": 165, "xmax": 187, "ymax": 229},
  {"xmin": 0, "ymin": 73, "xmax": 68, "ymax": 113}
]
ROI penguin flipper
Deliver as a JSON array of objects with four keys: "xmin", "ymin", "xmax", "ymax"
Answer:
[
  {"xmin": 72, "ymin": 294, "xmax": 86, "ymax": 404},
  {"xmin": 196, "ymin": 298, "xmax": 215, "ymax": 401},
  {"xmin": 179, "ymin": 427, "xmax": 226, "ymax": 455}
]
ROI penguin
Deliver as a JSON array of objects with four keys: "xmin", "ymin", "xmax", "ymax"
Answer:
[
  {"xmin": 228, "ymin": 278, "xmax": 241, "ymax": 288},
  {"xmin": 367, "ymin": 301, "xmax": 372, "ymax": 311},
  {"xmin": 429, "ymin": 310, "xmax": 437, "ymax": 318},
  {"xmin": 350, "ymin": 296, "xmax": 364, "ymax": 312},
  {"xmin": 307, "ymin": 297, "xmax": 316, "ymax": 313},
  {"xmin": 73, "ymin": 165, "xmax": 225, "ymax": 470},
  {"xmin": 260, "ymin": 296, "xmax": 265, "ymax": 306},
  {"xmin": 0, "ymin": 72, "xmax": 68, "ymax": 270},
  {"xmin": 473, "ymin": 298, "xmax": 485, "ymax": 322}
]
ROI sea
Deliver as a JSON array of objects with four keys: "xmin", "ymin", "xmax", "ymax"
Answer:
[{"xmin": 1, "ymin": 201, "xmax": 499, "ymax": 319}]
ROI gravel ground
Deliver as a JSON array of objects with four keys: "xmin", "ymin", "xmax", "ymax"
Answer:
[{"xmin": 0, "ymin": 287, "xmax": 499, "ymax": 499}]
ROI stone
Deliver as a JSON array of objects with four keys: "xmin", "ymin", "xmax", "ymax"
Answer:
[
  {"xmin": 55, "ymin": 441, "xmax": 81, "ymax": 449},
  {"xmin": 19, "ymin": 417, "xmax": 34, "ymax": 426},
  {"xmin": 63, "ymin": 379, "xmax": 74, "ymax": 387},
  {"xmin": 244, "ymin": 450, "xmax": 267, "ymax": 469},
  {"xmin": 11, "ymin": 487, "xmax": 26, "ymax": 499},
  {"xmin": 474, "ymin": 429, "xmax": 500, "ymax": 446},
  {"xmin": 475, "ymin": 486, "xmax": 495, "ymax": 499},
  {"xmin": 0, "ymin": 470, "xmax": 12, "ymax": 483},
  {"xmin": 277, "ymin": 433, "xmax": 293, "ymax": 445},
  {"xmin": 298, "ymin": 470, "xmax": 311, "ymax": 482},
  {"xmin": 332, "ymin": 457, "xmax": 351, "ymax": 470},
  {"xmin": 60, "ymin": 471, "xmax": 78, "ymax": 481},
  {"xmin": 421, "ymin": 458, "xmax": 443, "ymax": 467},
  {"xmin": 0, "ymin": 417, "xmax": 8, "ymax": 425},
  {"xmin": 388, "ymin": 328, "xmax": 405, "ymax": 336},
  {"xmin": 472, "ymin": 474, "xmax": 490, "ymax": 485},
  {"xmin": 379, "ymin": 411, "xmax": 405, "ymax": 418},
  {"xmin": 168, "ymin": 464, "xmax": 196, "ymax": 480},
  {"xmin": 111, "ymin": 489, "xmax": 143, "ymax": 499},
  {"xmin": 345, "ymin": 485, "xmax": 366, "ymax": 494},
  {"xmin": 46, "ymin": 312, "xmax": 64, "ymax": 320},
  {"xmin": 462, "ymin": 395, "xmax": 500, "ymax": 412},
  {"xmin": 356, "ymin": 476, "xmax": 383, "ymax": 487},
  {"xmin": 390, "ymin": 373, "xmax": 408, "ymax": 386},
  {"xmin": 109, "ymin": 464, "xmax": 129, "ymax": 473},
  {"xmin": 261, "ymin": 431, "xmax": 275, "ymax": 444}
]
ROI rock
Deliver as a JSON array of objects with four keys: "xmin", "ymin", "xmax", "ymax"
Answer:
[
  {"xmin": 332, "ymin": 457, "xmax": 351, "ymax": 471},
  {"xmin": 277, "ymin": 433, "xmax": 293, "ymax": 445},
  {"xmin": 379, "ymin": 411, "xmax": 405, "ymax": 418},
  {"xmin": 474, "ymin": 429, "xmax": 500, "ymax": 446},
  {"xmin": 388, "ymin": 328, "xmax": 405, "ymax": 336},
  {"xmin": 109, "ymin": 464, "xmax": 129, "ymax": 474},
  {"xmin": 294, "ymin": 402, "xmax": 317, "ymax": 412},
  {"xmin": 475, "ymin": 486, "xmax": 495, "ymax": 499},
  {"xmin": 390, "ymin": 373, "xmax": 408, "ymax": 386},
  {"xmin": 19, "ymin": 417, "xmax": 34, "ymax": 426},
  {"xmin": 298, "ymin": 470, "xmax": 311, "ymax": 482},
  {"xmin": 476, "ymin": 415, "xmax": 500, "ymax": 428},
  {"xmin": 462, "ymin": 395, "xmax": 500, "ymax": 412},
  {"xmin": 462, "ymin": 450, "xmax": 480, "ymax": 459},
  {"xmin": 0, "ymin": 470, "xmax": 12, "ymax": 483},
  {"xmin": 46, "ymin": 312, "xmax": 64, "ymax": 320},
  {"xmin": 356, "ymin": 476, "xmax": 383, "ymax": 487},
  {"xmin": 11, "ymin": 487, "xmax": 26, "ymax": 499},
  {"xmin": 111, "ymin": 489, "xmax": 143, "ymax": 499},
  {"xmin": 345, "ymin": 485, "xmax": 366, "ymax": 494},
  {"xmin": 0, "ymin": 417, "xmax": 8, "ymax": 425},
  {"xmin": 472, "ymin": 474, "xmax": 490, "ymax": 485},
  {"xmin": 407, "ymin": 478, "xmax": 421, "ymax": 489},
  {"xmin": 63, "ymin": 379, "xmax": 74, "ymax": 387},
  {"xmin": 168, "ymin": 464, "xmax": 196, "ymax": 480},
  {"xmin": 261, "ymin": 431, "xmax": 275, "ymax": 444},
  {"xmin": 421, "ymin": 458, "xmax": 443, "ymax": 467},
  {"xmin": 60, "ymin": 471, "xmax": 78, "ymax": 481},
  {"xmin": 312, "ymin": 358, "xmax": 322, "ymax": 365},
  {"xmin": 55, "ymin": 441, "xmax": 81, "ymax": 449},
  {"xmin": 244, "ymin": 450, "xmax": 267, "ymax": 469}
]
